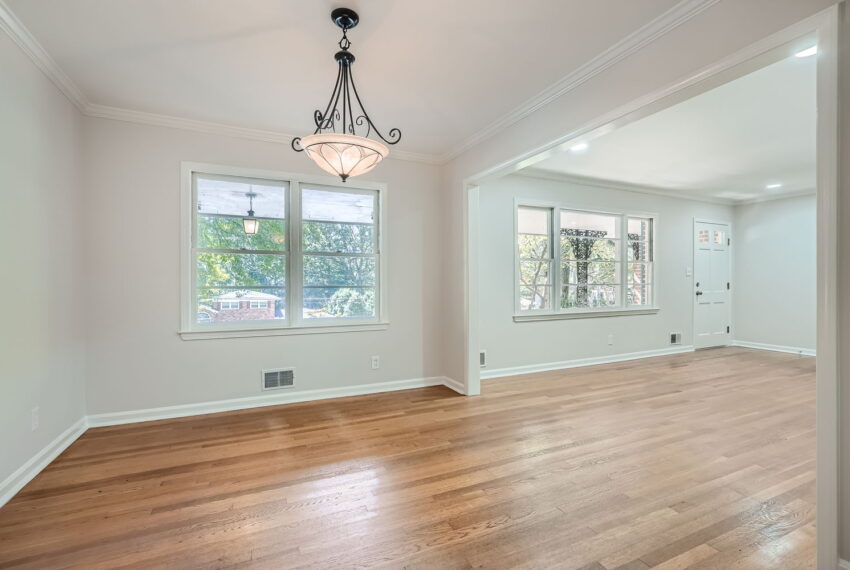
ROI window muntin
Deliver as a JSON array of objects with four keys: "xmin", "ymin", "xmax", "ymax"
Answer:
[
  {"xmin": 517, "ymin": 205, "xmax": 655, "ymax": 314},
  {"xmin": 189, "ymin": 172, "xmax": 382, "ymax": 332},
  {"xmin": 517, "ymin": 206, "xmax": 553, "ymax": 310}
]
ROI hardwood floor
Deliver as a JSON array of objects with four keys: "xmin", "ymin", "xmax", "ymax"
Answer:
[{"xmin": 0, "ymin": 347, "xmax": 815, "ymax": 569}]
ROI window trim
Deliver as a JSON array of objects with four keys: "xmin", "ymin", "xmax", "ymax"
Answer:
[
  {"xmin": 514, "ymin": 198, "xmax": 659, "ymax": 320},
  {"xmin": 179, "ymin": 162, "xmax": 388, "ymax": 340}
]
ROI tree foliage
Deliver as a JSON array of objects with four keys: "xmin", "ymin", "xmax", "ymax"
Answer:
[{"xmin": 196, "ymin": 214, "xmax": 377, "ymax": 318}]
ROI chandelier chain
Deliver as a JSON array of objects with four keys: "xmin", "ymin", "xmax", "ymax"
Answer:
[{"xmin": 339, "ymin": 29, "xmax": 351, "ymax": 51}]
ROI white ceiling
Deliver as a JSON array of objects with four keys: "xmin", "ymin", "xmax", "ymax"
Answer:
[
  {"xmin": 4, "ymin": 0, "xmax": 684, "ymax": 158},
  {"xmin": 527, "ymin": 52, "xmax": 817, "ymax": 202}
]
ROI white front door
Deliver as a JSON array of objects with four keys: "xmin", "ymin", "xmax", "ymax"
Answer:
[{"xmin": 693, "ymin": 221, "xmax": 731, "ymax": 349}]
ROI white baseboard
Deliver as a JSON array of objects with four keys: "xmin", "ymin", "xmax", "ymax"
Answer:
[
  {"xmin": 732, "ymin": 340, "xmax": 816, "ymax": 357},
  {"xmin": 0, "ymin": 417, "xmax": 87, "ymax": 508},
  {"xmin": 442, "ymin": 376, "xmax": 466, "ymax": 395},
  {"xmin": 1, "ymin": 376, "xmax": 460, "ymax": 507},
  {"xmin": 87, "ymin": 376, "xmax": 452, "ymax": 427},
  {"xmin": 838, "ymin": 559, "xmax": 850, "ymax": 570},
  {"xmin": 480, "ymin": 346, "xmax": 695, "ymax": 380}
]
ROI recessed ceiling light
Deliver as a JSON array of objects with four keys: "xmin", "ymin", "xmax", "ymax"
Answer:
[
  {"xmin": 570, "ymin": 142, "xmax": 589, "ymax": 152},
  {"xmin": 766, "ymin": 183, "xmax": 782, "ymax": 190},
  {"xmin": 795, "ymin": 45, "xmax": 817, "ymax": 58}
]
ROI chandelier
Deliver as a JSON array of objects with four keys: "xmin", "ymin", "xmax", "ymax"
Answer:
[{"xmin": 292, "ymin": 8, "xmax": 401, "ymax": 182}]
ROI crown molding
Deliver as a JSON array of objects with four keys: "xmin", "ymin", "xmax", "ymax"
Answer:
[
  {"xmin": 1, "ymin": 0, "xmax": 716, "ymax": 167},
  {"xmin": 84, "ymin": 104, "xmax": 441, "ymax": 164},
  {"xmin": 0, "ymin": 0, "xmax": 88, "ymax": 111},
  {"xmin": 518, "ymin": 168, "xmax": 817, "ymax": 206},
  {"xmin": 518, "ymin": 168, "xmax": 737, "ymax": 206},
  {"xmin": 735, "ymin": 188, "xmax": 816, "ymax": 205},
  {"xmin": 438, "ymin": 0, "xmax": 721, "ymax": 163},
  {"xmin": 0, "ymin": 0, "xmax": 439, "ymax": 165}
]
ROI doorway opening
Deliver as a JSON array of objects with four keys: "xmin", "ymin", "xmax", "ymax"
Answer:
[{"xmin": 462, "ymin": 8, "xmax": 838, "ymax": 566}]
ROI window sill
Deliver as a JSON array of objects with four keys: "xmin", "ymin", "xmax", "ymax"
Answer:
[
  {"xmin": 513, "ymin": 307, "xmax": 659, "ymax": 322},
  {"xmin": 179, "ymin": 322, "xmax": 389, "ymax": 340}
]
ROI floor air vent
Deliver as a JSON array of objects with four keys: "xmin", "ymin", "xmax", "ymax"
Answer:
[{"xmin": 262, "ymin": 368, "xmax": 295, "ymax": 390}]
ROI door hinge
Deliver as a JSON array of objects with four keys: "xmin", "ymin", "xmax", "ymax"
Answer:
[
  {"xmin": 727, "ymin": 282, "xmax": 730, "ymax": 290},
  {"xmin": 727, "ymin": 325, "xmax": 730, "ymax": 334},
  {"xmin": 727, "ymin": 238, "xmax": 731, "ymax": 246}
]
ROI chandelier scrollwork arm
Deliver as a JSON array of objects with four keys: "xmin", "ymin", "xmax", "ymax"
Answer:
[{"xmin": 297, "ymin": 10, "xmax": 401, "ymax": 145}]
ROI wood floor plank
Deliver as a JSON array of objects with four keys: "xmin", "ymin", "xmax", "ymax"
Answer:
[{"xmin": 0, "ymin": 347, "xmax": 815, "ymax": 569}]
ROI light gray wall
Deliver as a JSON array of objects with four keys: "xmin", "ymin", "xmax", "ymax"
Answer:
[
  {"xmin": 478, "ymin": 174, "xmax": 734, "ymax": 372},
  {"xmin": 733, "ymin": 195, "xmax": 816, "ymax": 351},
  {"xmin": 82, "ymin": 118, "xmax": 444, "ymax": 415},
  {"xmin": 0, "ymin": 32, "xmax": 87, "ymax": 486}
]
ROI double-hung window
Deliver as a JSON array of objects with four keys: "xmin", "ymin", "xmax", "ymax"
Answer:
[
  {"xmin": 516, "ymin": 204, "xmax": 656, "ymax": 317},
  {"xmin": 183, "ymin": 165, "xmax": 384, "ymax": 337}
]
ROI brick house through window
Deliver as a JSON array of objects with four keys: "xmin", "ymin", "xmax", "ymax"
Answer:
[{"xmin": 198, "ymin": 291, "xmax": 281, "ymax": 323}]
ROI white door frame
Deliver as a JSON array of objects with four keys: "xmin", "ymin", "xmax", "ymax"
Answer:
[
  {"xmin": 692, "ymin": 218, "xmax": 733, "ymax": 349},
  {"xmin": 461, "ymin": 7, "xmax": 839, "ymax": 566}
]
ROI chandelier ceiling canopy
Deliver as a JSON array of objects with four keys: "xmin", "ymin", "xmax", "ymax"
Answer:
[{"xmin": 292, "ymin": 8, "xmax": 401, "ymax": 182}]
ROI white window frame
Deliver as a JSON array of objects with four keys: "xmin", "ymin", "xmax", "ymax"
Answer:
[
  {"xmin": 220, "ymin": 301, "xmax": 241, "ymax": 310},
  {"xmin": 513, "ymin": 198, "xmax": 659, "ymax": 322},
  {"xmin": 248, "ymin": 300, "xmax": 269, "ymax": 309},
  {"xmin": 180, "ymin": 162, "xmax": 388, "ymax": 340}
]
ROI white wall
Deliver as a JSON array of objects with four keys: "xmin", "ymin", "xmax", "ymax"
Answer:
[
  {"xmin": 0, "ymin": 32, "xmax": 87, "ymax": 488},
  {"xmin": 733, "ymin": 194, "xmax": 816, "ymax": 352},
  {"xmin": 838, "ymin": 4, "xmax": 850, "ymax": 559},
  {"xmin": 478, "ymin": 174, "xmax": 733, "ymax": 372},
  {"xmin": 441, "ymin": 0, "xmax": 836, "ymax": 394},
  {"xmin": 82, "ymin": 118, "xmax": 445, "ymax": 416}
]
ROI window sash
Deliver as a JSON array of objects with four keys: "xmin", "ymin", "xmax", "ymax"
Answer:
[
  {"xmin": 187, "ymin": 169, "xmax": 383, "ymax": 333},
  {"xmin": 516, "ymin": 204, "xmax": 656, "ymax": 314},
  {"xmin": 517, "ymin": 206, "xmax": 554, "ymax": 312}
]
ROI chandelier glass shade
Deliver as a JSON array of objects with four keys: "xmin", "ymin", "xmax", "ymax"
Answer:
[
  {"xmin": 300, "ymin": 133, "xmax": 388, "ymax": 181},
  {"xmin": 292, "ymin": 8, "xmax": 400, "ymax": 182},
  {"xmin": 242, "ymin": 217, "xmax": 259, "ymax": 235}
]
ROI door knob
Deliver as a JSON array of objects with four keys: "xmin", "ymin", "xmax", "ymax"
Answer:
[{"xmin": 696, "ymin": 291, "xmax": 703, "ymax": 296}]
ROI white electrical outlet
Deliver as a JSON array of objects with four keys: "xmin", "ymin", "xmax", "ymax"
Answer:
[
  {"xmin": 371, "ymin": 355, "xmax": 380, "ymax": 369},
  {"xmin": 607, "ymin": 334, "xmax": 614, "ymax": 346},
  {"xmin": 31, "ymin": 407, "xmax": 39, "ymax": 431},
  {"xmin": 686, "ymin": 267, "xmax": 693, "ymax": 277}
]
